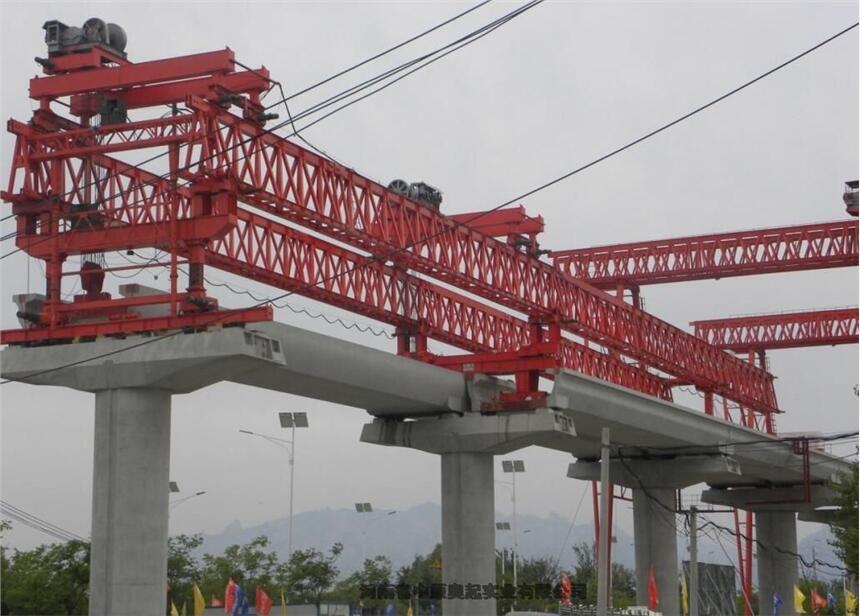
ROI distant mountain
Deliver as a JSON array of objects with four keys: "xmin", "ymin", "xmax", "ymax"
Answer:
[
  {"xmin": 198, "ymin": 503, "xmax": 635, "ymax": 574},
  {"xmin": 198, "ymin": 505, "xmax": 843, "ymax": 580}
]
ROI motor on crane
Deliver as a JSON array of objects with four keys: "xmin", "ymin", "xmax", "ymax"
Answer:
[
  {"xmin": 388, "ymin": 179, "xmax": 443, "ymax": 211},
  {"xmin": 844, "ymin": 180, "xmax": 858, "ymax": 217},
  {"xmin": 42, "ymin": 18, "xmax": 127, "ymax": 59}
]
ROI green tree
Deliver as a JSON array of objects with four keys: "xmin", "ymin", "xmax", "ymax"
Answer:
[
  {"xmin": 200, "ymin": 536, "xmax": 281, "ymax": 601},
  {"xmin": 330, "ymin": 555, "xmax": 393, "ymax": 609},
  {"xmin": 1, "ymin": 540, "xmax": 90, "ymax": 615},
  {"xmin": 279, "ymin": 542, "xmax": 343, "ymax": 609},
  {"xmin": 396, "ymin": 544, "xmax": 442, "ymax": 614},
  {"xmin": 167, "ymin": 534, "xmax": 203, "ymax": 610},
  {"xmin": 829, "ymin": 463, "xmax": 858, "ymax": 579},
  {"xmin": 567, "ymin": 542, "xmax": 637, "ymax": 608}
]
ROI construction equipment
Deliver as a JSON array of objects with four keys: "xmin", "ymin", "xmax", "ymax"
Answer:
[
  {"xmin": 844, "ymin": 180, "xmax": 858, "ymax": 216},
  {"xmin": 387, "ymin": 179, "xmax": 443, "ymax": 210}
]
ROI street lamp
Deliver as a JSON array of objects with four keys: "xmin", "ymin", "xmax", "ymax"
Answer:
[
  {"xmin": 501, "ymin": 459, "xmax": 525, "ymax": 591},
  {"xmin": 239, "ymin": 411, "xmax": 309, "ymax": 561},
  {"xmin": 496, "ymin": 522, "xmax": 511, "ymax": 578},
  {"xmin": 170, "ymin": 490, "xmax": 207, "ymax": 511},
  {"xmin": 355, "ymin": 503, "xmax": 396, "ymax": 563}
]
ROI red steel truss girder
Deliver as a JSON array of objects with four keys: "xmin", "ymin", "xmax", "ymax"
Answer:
[
  {"xmin": 70, "ymin": 70, "xmax": 269, "ymax": 115},
  {"xmin": 209, "ymin": 209, "xmax": 674, "ymax": 399},
  {"xmin": 21, "ymin": 115, "xmax": 196, "ymax": 161},
  {"xmin": 5, "ymin": 100, "xmax": 771, "ymax": 411},
  {"xmin": 550, "ymin": 220, "xmax": 859, "ymax": 287},
  {"xmin": 29, "ymin": 49, "xmax": 238, "ymax": 99},
  {"xmin": 4, "ymin": 120, "xmax": 192, "ymax": 232},
  {"xmin": 178, "ymin": 98, "xmax": 777, "ymax": 413},
  {"xmin": 5, "ymin": 139, "xmax": 674, "ymax": 398},
  {"xmin": 692, "ymin": 308, "xmax": 860, "ymax": 351},
  {"xmin": 449, "ymin": 206, "xmax": 545, "ymax": 237}
]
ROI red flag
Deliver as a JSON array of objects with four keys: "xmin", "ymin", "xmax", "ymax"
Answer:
[
  {"xmin": 256, "ymin": 586, "xmax": 273, "ymax": 616},
  {"xmin": 648, "ymin": 565, "xmax": 660, "ymax": 611},
  {"xmin": 811, "ymin": 589, "xmax": 828, "ymax": 615},
  {"xmin": 561, "ymin": 574, "xmax": 572, "ymax": 605},
  {"xmin": 210, "ymin": 595, "xmax": 223, "ymax": 608},
  {"xmin": 224, "ymin": 579, "xmax": 237, "ymax": 613}
]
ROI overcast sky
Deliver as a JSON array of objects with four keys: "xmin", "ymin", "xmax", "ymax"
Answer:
[{"xmin": 1, "ymin": 0, "xmax": 858, "ymax": 555}]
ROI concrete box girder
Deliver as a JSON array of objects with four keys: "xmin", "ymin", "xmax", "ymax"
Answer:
[
  {"xmin": 701, "ymin": 485, "xmax": 837, "ymax": 511},
  {"xmin": 549, "ymin": 370, "xmax": 853, "ymax": 486},
  {"xmin": 360, "ymin": 408, "xmax": 577, "ymax": 454},
  {"xmin": 1, "ymin": 326, "xmax": 286, "ymax": 393},
  {"xmin": 567, "ymin": 456, "xmax": 742, "ymax": 489}
]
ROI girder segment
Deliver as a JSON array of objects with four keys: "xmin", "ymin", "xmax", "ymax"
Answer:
[
  {"xmin": 692, "ymin": 307, "xmax": 859, "ymax": 351},
  {"xmin": 550, "ymin": 220, "xmax": 859, "ymax": 287}
]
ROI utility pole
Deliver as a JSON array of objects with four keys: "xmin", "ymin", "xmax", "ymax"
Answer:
[
  {"xmin": 512, "ymin": 469, "xmax": 519, "ymax": 592},
  {"xmin": 690, "ymin": 506, "xmax": 698, "ymax": 616},
  {"xmin": 596, "ymin": 427, "xmax": 610, "ymax": 616}
]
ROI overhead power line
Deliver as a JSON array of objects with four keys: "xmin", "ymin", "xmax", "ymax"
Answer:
[
  {"xmin": 278, "ymin": 0, "xmax": 495, "ymax": 102},
  {"xmin": 0, "ymin": 500, "xmax": 88, "ymax": 543},
  {"xmin": 1, "ymin": 20, "xmax": 856, "ymax": 385}
]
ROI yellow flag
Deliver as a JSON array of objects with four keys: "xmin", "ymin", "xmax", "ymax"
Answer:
[
  {"xmin": 170, "ymin": 601, "xmax": 180, "ymax": 616},
  {"xmin": 406, "ymin": 605, "xmax": 414, "ymax": 616},
  {"xmin": 846, "ymin": 590, "xmax": 858, "ymax": 616},
  {"xmin": 794, "ymin": 585, "xmax": 806, "ymax": 614},
  {"xmin": 180, "ymin": 601, "xmax": 187, "ymax": 616},
  {"xmin": 680, "ymin": 574, "xmax": 689, "ymax": 616},
  {"xmin": 193, "ymin": 584, "xmax": 206, "ymax": 616},
  {"xmin": 281, "ymin": 589, "xmax": 288, "ymax": 616}
]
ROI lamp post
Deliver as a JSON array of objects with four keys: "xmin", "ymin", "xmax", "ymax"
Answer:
[
  {"xmin": 501, "ymin": 459, "xmax": 525, "ymax": 591},
  {"xmin": 239, "ymin": 411, "xmax": 309, "ymax": 561},
  {"xmin": 355, "ymin": 503, "xmax": 396, "ymax": 564},
  {"xmin": 496, "ymin": 522, "xmax": 511, "ymax": 578},
  {"xmin": 170, "ymin": 491, "xmax": 207, "ymax": 511}
]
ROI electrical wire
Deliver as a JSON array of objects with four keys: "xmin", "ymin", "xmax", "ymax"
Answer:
[
  {"xmin": 2, "ymin": 20, "xmax": 857, "ymax": 385},
  {"xmin": 277, "ymin": 0, "xmax": 494, "ymax": 102},
  {"xmin": 553, "ymin": 485, "xmax": 589, "ymax": 571},
  {"xmin": 120, "ymin": 249, "xmax": 396, "ymax": 339},
  {"xmin": 698, "ymin": 525, "xmax": 758, "ymax": 614},
  {"xmin": 266, "ymin": 1, "xmax": 544, "ymax": 131},
  {"xmin": 0, "ymin": 500, "xmax": 87, "ymax": 543},
  {"xmin": 615, "ymin": 451, "xmax": 850, "ymax": 574}
]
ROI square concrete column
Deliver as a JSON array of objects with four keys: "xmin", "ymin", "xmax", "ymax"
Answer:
[
  {"xmin": 756, "ymin": 511, "xmax": 799, "ymax": 616},
  {"xmin": 2, "ymin": 326, "xmax": 288, "ymax": 616},
  {"xmin": 440, "ymin": 452, "xmax": 495, "ymax": 616},
  {"xmin": 90, "ymin": 388, "xmax": 172, "ymax": 616},
  {"xmin": 362, "ymin": 408, "xmax": 578, "ymax": 616},
  {"xmin": 633, "ymin": 487, "xmax": 679, "ymax": 616}
]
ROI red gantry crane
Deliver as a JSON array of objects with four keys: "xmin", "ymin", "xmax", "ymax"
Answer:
[
  {"xmin": 1, "ymin": 22, "xmax": 855, "ymax": 616},
  {"xmin": 1, "ymin": 23, "xmax": 778, "ymax": 423}
]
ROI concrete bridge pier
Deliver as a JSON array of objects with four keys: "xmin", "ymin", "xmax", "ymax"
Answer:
[
  {"xmin": 756, "ymin": 510, "xmax": 799, "ymax": 615},
  {"xmin": 90, "ymin": 388, "xmax": 172, "ymax": 615},
  {"xmin": 568, "ymin": 455, "xmax": 742, "ymax": 616},
  {"xmin": 362, "ymin": 406, "xmax": 578, "ymax": 616},
  {"xmin": 702, "ymin": 485, "xmax": 839, "ymax": 616},
  {"xmin": 1, "ymin": 328, "xmax": 288, "ymax": 616},
  {"xmin": 631, "ymin": 486, "xmax": 679, "ymax": 614}
]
